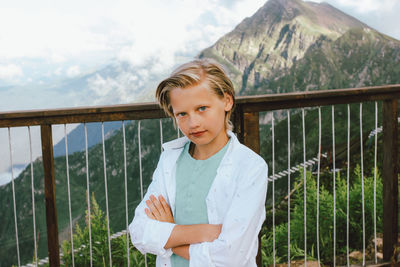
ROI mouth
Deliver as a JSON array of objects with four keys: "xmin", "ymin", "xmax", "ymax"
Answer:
[{"xmin": 190, "ymin": 130, "xmax": 207, "ymax": 137}]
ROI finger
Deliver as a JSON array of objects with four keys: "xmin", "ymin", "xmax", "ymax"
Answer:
[
  {"xmin": 146, "ymin": 198, "xmax": 160, "ymax": 217},
  {"xmin": 145, "ymin": 208, "xmax": 156, "ymax": 220},
  {"xmin": 146, "ymin": 199, "xmax": 161, "ymax": 218},
  {"xmin": 159, "ymin": 195, "xmax": 172, "ymax": 214},
  {"xmin": 150, "ymin": 195, "xmax": 164, "ymax": 215}
]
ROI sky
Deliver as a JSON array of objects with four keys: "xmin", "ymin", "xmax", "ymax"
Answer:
[
  {"xmin": 0, "ymin": 0, "xmax": 399, "ymax": 184},
  {"xmin": 0, "ymin": 0, "xmax": 267, "ymax": 88},
  {"xmin": 0, "ymin": 0, "xmax": 399, "ymax": 92}
]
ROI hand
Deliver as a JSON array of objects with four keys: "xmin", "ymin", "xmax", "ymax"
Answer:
[
  {"xmin": 145, "ymin": 194, "xmax": 174, "ymax": 224},
  {"xmin": 201, "ymin": 224, "xmax": 222, "ymax": 242}
]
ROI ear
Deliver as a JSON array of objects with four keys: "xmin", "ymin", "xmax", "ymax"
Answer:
[{"xmin": 224, "ymin": 93, "xmax": 233, "ymax": 112}]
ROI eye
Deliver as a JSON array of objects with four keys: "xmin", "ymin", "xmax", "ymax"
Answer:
[
  {"xmin": 198, "ymin": 106, "xmax": 207, "ymax": 111},
  {"xmin": 176, "ymin": 112, "xmax": 186, "ymax": 117}
]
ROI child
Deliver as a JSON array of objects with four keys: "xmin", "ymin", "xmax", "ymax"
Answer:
[{"xmin": 129, "ymin": 58, "xmax": 268, "ymax": 267}]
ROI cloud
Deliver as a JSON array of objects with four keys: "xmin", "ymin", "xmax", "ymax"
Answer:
[
  {"xmin": 0, "ymin": 64, "xmax": 23, "ymax": 80},
  {"xmin": 86, "ymin": 63, "xmax": 157, "ymax": 105},
  {"xmin": 0, "ymin": 0, "xmax": 266, "ymax": 76},
  {"xmin": 309, "ymin": 0, "xmax": 397, "ymax": 13},
  {"xmin": 66, "ymin": 65, "xmax": 81, "ymax": 77},
  {"xmin": 112, "ymin": 0, "xmax": 266, "ymax": 75},
  {"xmin": 54, "ymin": 67, "xmax": 63, "ymax": 76},
  {"xmin": 1, "ymin": 0, "xmax": 398, "ymax": 72},
  {"xmin": 327, "ymin": 0, "xmax": 397, "ymax": 13},
  {"xmin": 307, "ymin": 0, "xmax": 400, "ymax": 40}
]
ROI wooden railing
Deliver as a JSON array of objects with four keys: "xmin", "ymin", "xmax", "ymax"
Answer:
[{"xmin": 1, "ymin": 84, "xmax": 399, "ymax": 266}]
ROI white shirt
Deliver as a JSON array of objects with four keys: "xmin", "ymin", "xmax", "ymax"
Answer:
[{"xmin": 129, "ymin": 131, "xmax": 268, "ymax": 267}]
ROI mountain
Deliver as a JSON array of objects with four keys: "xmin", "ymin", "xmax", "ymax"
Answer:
[
  {"xmin": 48, "ymin": 60, "xmax": 167, "ymax": 106},
  {"xmin": 199, "ymin": 0, "xmax": 400, "ymax": 94},
  {"xmin": 53, "ymin": 121, "xmax": 123, "ymax": 157}
]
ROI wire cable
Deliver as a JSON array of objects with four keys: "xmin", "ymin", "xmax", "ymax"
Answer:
[
  {"xmin": 64, "ymin": 124, "xmax": 75, "ymax": 267},
  {"xmin": 101, "ymin": 122, "xmax": 112, "ymax": 267},
  {"xmin": 8, "ymin": 127, "xmax": 20, "ymax": 267}
]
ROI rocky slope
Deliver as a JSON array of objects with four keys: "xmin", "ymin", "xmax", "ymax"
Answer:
[{"xmin": 199, "ymin": 0, "xmax": 399, "ymax": 94}]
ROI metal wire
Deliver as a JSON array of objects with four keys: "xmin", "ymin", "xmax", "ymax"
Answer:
[
  {"xmin": 64, "ymin": 124, "xmax": 75, "ymax": 267},
  {"xmin": 28, "ymin": 126, "xmax": 38, "ymax": 267},
  {"xmin": 137, "ymin": 121, "xmax": 147, "ymax": 267},
  {"xmin": 84, "ymin": 123, "xmax": 93, "ymax": 267},
  {"xmin": 287, "ymin": 110, "xmax": 291, "ymax": 267},
  {"xmin": 138, "ymin": 121, "xmax": 144, "ymax": 200},
  {"xmin": 360, "ymin": 103, "xmax": 366, "ymax": 266},
  {"xmin": 101, "ymin": 122, "xmax": 112, "ymax": 267},
  {"xmin": 272, "ymin": 114, "xmax": 276, "ymax": 267},
  {"xmin": 317, "ymin": 107, "xmax": 321, "ymax": 267},
  {"xmin": 332, "ymin": 106, "xmax": 336, "ymax": 267},
  {"xmin": 346, "ymin": 105, "xmax": 350, "ymax": 267},
  {"xmin": 8, "ymin": 127, "xmax": 20, "ymax": 267},
  {"xmin": 302, "ymin": 108, "xmax": 307, "ymax": 267},
  {"xmin": 160, "ymin": 119, "xmax": 164, "ymax": 152},
  {"xmin": 122, "ymin": 121, "xmax": 130, "ymax": 266},
  {"xmin": 374, "ymin": 102, "xmax": 378, "ymax": 264}
]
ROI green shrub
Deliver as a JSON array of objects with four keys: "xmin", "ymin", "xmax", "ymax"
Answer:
[{"xmin": 262, "ymin": 166, "xmax": 383, "ymax": 265}]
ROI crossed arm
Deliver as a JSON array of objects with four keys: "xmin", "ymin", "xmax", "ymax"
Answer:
[{"xmin": 144, "ymin": 194, "xmax": 222, "ymax": 260}]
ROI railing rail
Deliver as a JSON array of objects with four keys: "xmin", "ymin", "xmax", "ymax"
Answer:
[
  {"xmin": 1, "ymin": 84, "xmax": 400, "ymax": 127},
  {"xmin": 1, "ymin": 84, "xmax": 399, "ymax": 266}
]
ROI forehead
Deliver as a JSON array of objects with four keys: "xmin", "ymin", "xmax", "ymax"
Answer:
[{"xmin": 169, "ymin": 81, "xmax": 222, "ymax": 109}]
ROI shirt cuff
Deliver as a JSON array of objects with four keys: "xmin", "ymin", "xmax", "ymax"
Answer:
[
  {"xmin": 143, "ymin": 219, "xmax": 176, "ymax": 257},
  {"xmin": 189, "ymin": 242, "xmax": 214, "ymax": 267}
]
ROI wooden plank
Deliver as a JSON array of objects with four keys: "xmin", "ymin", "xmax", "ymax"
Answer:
[
  {"xmin": 237, "ymin": 84, "xmax": 400, "ymax": 106},
  {"xmin": 41, "ymin": 125, "xmax": 60, "ymax": 267},
  {"xmin": 241, "ymin": 112, "xmax": 262, "ymax": 266},
  {"xmin": 0, "ymin": 101, "xmax": 161, "ymax": 119},
  {"xmin": 0, "ymin": 109, "xmax": 167, "ymax": 127},
  {"xmin": 1, "ymin": 84, "xmax": 400, "ymax": 128},
  {"xmin": 382, "ymin": 99, "xmax": 398, "ymax": 262},
  {"xmin": 241, "ymin": 91, "xmax": 400, "ymax": 112}
]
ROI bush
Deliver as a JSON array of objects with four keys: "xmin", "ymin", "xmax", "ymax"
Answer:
[{"xmin": 261, "ymin": 166, "xmax": 383, "ymax": 265}]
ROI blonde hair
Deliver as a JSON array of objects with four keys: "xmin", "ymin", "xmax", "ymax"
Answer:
[{"xmin": 156, "ymin": 58, "xmax": 236, "ymax": 131}]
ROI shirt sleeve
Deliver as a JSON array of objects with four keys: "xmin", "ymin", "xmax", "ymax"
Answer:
[
  {"xmin": 129, "ymin": 152, "xmax": 176, "ymax": 257},
  {"xmin": 189, "ymin": 158, "xmax": 268, "ymax": 267}
]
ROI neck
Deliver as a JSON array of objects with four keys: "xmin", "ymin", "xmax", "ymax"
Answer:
[{"xmin": 190, "ymin": 133, "xmax": 229, "ymax": 160}]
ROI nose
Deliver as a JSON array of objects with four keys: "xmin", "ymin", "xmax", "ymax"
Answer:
[{"xmin": 188, "ymin": 114, "xmax": 200, "ymax": 129}]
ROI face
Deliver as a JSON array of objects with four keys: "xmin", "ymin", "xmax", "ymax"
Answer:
[{"xmin": 169, "ymin": 80, "xmax": 233, "ymax": 154}]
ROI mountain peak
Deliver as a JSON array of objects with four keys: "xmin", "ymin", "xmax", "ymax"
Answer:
[
  {"xmin": 199, "ymin": 0, "xmax": 372, "ymax": 92},
  {"xmin": 251, "ymin": 0, "xmax": 367, "ymax": 36}
]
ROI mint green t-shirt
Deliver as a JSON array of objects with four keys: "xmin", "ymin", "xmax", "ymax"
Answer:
[{"xmin": 171, "ymin": 139, "xmax": 230, "ymax": 267}]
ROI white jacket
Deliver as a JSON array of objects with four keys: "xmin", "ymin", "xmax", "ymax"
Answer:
[{"xmin": 129, "ymin": 131, "xmax": 268, "ymax": 267}]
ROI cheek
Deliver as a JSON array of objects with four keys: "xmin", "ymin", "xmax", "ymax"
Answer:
[{"xmin": 176, "ymin": 118, "xmax": 187, "ymax": 130}]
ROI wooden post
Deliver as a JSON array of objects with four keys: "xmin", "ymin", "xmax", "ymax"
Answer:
[
  {"xmin": 232, "ymin": 105, "xmax": 244, "ymax": 142},
  {"xmin": 241, "ymin": 112, "xmax": 262, "ymax": 266},
  {"xmin": 382, "ymin": 99, "xmax": 398, "ymax": 262},
  {"xmin": 41, "ymin": 124, "xmax": 60, "ymax": 267},
  {"xmin": 242, "ymin": 112, "xmax": 260, "ymax": 153}
]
